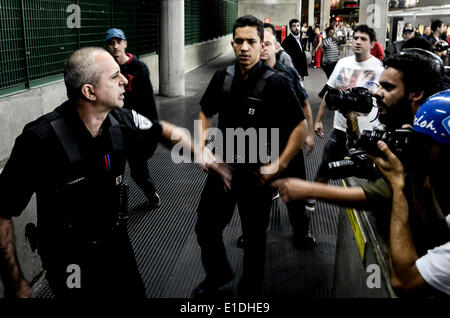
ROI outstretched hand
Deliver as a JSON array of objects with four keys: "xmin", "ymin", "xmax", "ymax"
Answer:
[{"xmin": 271, "ymin": 178, "xmax": 311, "ymax": 202}]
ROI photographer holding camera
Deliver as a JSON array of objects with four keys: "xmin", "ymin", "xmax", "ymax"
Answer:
[
  {"xmin": 272, "ymin": 50, "xmax": 443, "ymax": 213},
  {"xmin": 303, "ymin": 25, "xmax": 383, "ymax": 212},
  {"xmin": 372, "ymin": 91, "xmax": 450, "ymax": 297}
]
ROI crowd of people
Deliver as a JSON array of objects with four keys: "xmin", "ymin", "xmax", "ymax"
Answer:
[
  {"xmin": 299, "ymin": 19, "xmax": 449, "ymax": 77},
  {"xmin": 0, "ymin": 14, "xmax": 448, "ymax": 299},
  {"xmin": 276, "ymin": 17, "xmax": 450, "ymax": 297}
]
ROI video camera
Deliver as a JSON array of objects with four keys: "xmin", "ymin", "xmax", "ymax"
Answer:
[
  {"xmin": 326, "ymin": 128, "xmax": 416, "ymax": 180},
  {"xmin": 325, "ymin": 86, "xmax": 376, "ymax": 115}
]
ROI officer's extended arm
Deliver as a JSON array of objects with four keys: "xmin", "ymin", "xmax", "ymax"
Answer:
[
  {"xmin": 195, "ymin": 111, "xmax": 233, "ymax": 190},
  {"xmin": 0, "ymin": 217, "xmax": 34, "ymax": 298},
  {"xmin": 160, "ymin": 120, "xmax": 196, "ymax": 153}
]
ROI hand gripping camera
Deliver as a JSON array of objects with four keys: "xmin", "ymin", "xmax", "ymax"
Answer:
[
  {"xmin": 326, "ymin": 128, "xmax": 416, "ymax": 180},
  {"xmin": 325, "ymin": 86, "xmax": 376, "ymax": 115}
]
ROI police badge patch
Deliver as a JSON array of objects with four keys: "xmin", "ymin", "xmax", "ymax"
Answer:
[{"xmin": 131, "ymin": 109, "xmax": 153, "ymax": 130}]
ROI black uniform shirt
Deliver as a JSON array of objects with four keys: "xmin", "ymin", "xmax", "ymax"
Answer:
[
  {"xmin": 120, "ymin": 53, "xmax": 158, "ymax": 121},
  {"xmin": 274, "ymin": 61, "xmax": 309, "ymax": 103},
  {"xmin": 200, "ymin": 61, "xmax": 305, "ymax": 163},
  {"xmin": 0, "ymin": 101, "xmax": 162, "ymax": 226}
]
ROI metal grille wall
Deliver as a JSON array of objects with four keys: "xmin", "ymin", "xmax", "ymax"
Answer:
[
  {"xmin": 0, "ymin": 0, "xmax": 160, "ymax": 96},
  {"xmin": 185, "ymin": 0, "xmax": 238, "ymax": 46}
]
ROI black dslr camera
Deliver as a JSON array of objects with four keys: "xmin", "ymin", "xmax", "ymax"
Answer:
[
  {"xmin": 359, "ymin": 128, "xmax": 415, "ymax": 162},
  {"xmin": 327, "ymin": 150, "xmax": 379, "ymax": 180},
  {"xmin": 326, "ymin": 128, "xmax": 416, "ymax": 180},
  {"xmin": 325, "ymin": 86, "xmax": 376, "ymax": 115}
]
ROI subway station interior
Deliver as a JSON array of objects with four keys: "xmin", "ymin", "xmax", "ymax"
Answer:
[{"xmin": 0, "ymin": 0, "xmax": 449, "ymax": 308}]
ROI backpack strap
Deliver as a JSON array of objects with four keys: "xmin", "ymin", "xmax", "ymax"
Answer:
[
  {"xmin": 108, "ymin": 113, "xmax": 124, "ymax": 153},
  {"xmin": 223, "ymin": 65, "xmax": 235, "ymax": 94},
  {"xmin": 253, "ymin": 69, "xmax": 276, "ymax": 98},
  {"xmin": 50, "ymin": 117, "xmax": 82, "ymax": 166}
]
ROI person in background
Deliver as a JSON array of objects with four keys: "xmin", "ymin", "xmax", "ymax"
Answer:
[
  {"xmin": 321, "ymin": 26, "xmax": 340, "ymax": 78},
  {"xmin": 385, "ymin": 26, "xmax": 415, "ymax": 57},
  {"xmin": 307, "ymin": 25, "xmax": 315, "ymax": 53},
  {"xmin": 371, "ymin": 32, "xmax": 385, "ymax": 60},
  {"xmin": 301, "ymin": 22, "xmax": 308, "ymax": 51},
  {"xmin": 105, "ymin": 28, "xmax": 161, "ymax": 209},
  {"xmin": 312, "ymin": 26, "xmax": 323, "ymax": 69},
  {"xmin": 430, "ymin": 20, "xmax": 446, "ymax": 46},
  {"xmin": 422, "ymin": 26, "xmax": 431, "ymax": 41}
]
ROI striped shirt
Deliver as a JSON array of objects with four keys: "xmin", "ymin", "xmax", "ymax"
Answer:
[{"xmin": 322, "ymin": 37, "xmax": 339, "ymax": 63}]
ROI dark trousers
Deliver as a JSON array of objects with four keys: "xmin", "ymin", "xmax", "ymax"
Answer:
[
  {"xmin": 301, "ymin": 38, "xmax": 308, "ymax": 51},
  {"xmin": 42, "ymin": 228, "xmax": 146, "ymax": 298},
  {"xmin": 128, "ymin": 156, "xmax": 156, "ymax": 197},
  {"xmin": 195, "ymin": 172, "xmax": 273, "ymax": 296},
  {"xmin": 316, "ymin": 129, "xmax": 348, "ymax": 180},
  {"xmin": 281, "ymin": 152, "xmax": 310, "ymax": 236}
]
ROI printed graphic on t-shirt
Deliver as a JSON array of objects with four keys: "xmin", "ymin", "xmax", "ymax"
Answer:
[{"xmin": 335, "ymin": 68, "xmax": 378, "ymax": 91}]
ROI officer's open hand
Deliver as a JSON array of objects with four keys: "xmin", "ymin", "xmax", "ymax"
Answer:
[
  {"xmin": 271, "ymin": 178, "xmax": 311, "ymax": 202},
  {"xmin": 371, "ymin": 141, "xmax": 405, "ymax": 190},
  {"xmin": 199, "ymin": 147, "xmax": 233, "ymax": 191}
]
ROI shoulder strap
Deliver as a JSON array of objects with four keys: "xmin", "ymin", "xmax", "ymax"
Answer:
[
  {"xmin": 253, "ymin": 69, "xmax": 276, "ymax": 98},
  {"xmin": 108, "ymin": 113, "xmax": 124, "ymax": 153},
  {"xmin": 50, "ymin": 117, "xmax": 82, "ymax": 165},
  {"xmin": 222, "ymin": 65, "xmax": 276, "ymax": 99},
  {"xmin": 223, "ymin": 65, "xmax": 235, "ymax": 94}
]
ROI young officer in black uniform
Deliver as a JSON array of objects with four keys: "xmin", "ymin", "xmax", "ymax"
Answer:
[
  {"xmin": 193, "ymin": 15, "xmax": 307, "ymax": 297},
  {"xmin": 105, "ymin": 28, "xmax": 161, "ymax": 209},
  {"xmin": 0, "ymin": 47, "xmax": 194, "ymax": 298}
]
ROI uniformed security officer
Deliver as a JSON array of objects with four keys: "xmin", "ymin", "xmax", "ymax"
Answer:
[
  {"xmin": 193, "ymin": 15, "xmax": 307, "ymax": 297},
  {"xmin": 0, "ymin": 47, "xmax": 194, "ymax": 298},
  {"xmin": 260, "ymin": 24, "xmax": 316, "ymax": 248}
]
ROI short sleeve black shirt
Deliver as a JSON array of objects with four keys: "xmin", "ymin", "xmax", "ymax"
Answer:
[
  {"xmin": 274, "ymin": 61, "xmax": 309, "ymax": 103},
  {"xmin": 0, "ymin": 101, "xmax": 162, "ymax": 220},
  {"xmin": 200, "ymin": 61, "xmax": 305, "ymax": 158}
]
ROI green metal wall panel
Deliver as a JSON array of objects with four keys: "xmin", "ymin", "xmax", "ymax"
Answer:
[
  {"xmin": 22, "ymin": 0, "xmax": 78, "ymax": 83},
  {"xmin": 0, "ymin": 0, "xmax": 160, "ymax": 96},
  {"xmin": 0, "ymin": 0, "xmax": 27, "ymax": 91},
  {"xmin": 185, "ymin": 0, "xmax": 238, "ymax": 45}
]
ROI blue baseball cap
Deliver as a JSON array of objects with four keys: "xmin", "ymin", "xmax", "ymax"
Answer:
[
  {"xmin": 105, "ymin": 28, "xmax": 126, "ymax": 42},
  {"xmin": 413, "ymin": 90, "xmax": 450, "ymax": 144}
]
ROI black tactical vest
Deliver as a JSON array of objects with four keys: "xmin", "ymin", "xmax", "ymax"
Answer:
[{"xmin": 36, "ymin": 110, "xmax": 127, "ymax": 258}]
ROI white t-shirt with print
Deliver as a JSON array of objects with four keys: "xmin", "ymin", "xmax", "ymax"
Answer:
[{"xmin": 327, "ymin": 55, "xmax": 384, "ymax": 133}]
